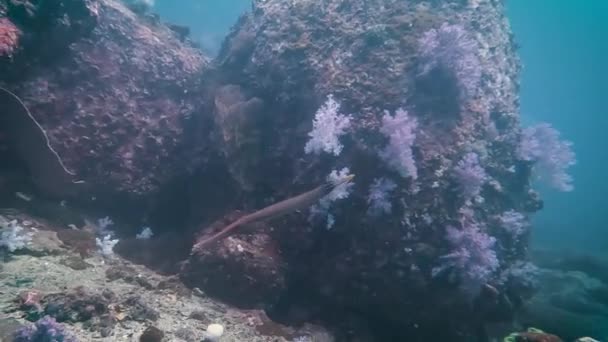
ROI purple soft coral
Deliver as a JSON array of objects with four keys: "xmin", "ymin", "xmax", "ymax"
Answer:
[
  {"xmin": 497, "ymin": 210, "xmax": 528, "ymax": 239},
  {"xmin": 379, "ymin": 108, "xmax": 418, "ymax": 180},
  {"xmin": 304, "ymin": 95, "xmax": 352, "ymax": 156},
  {"xmin": 13, "ymin": 316, "xmax": 78, "ymax": 342},
  {"xmin": 518, "ymin": 123, "xmax": 576, "ymax": 192},
  {"xmin": 367, "ymin": 177, "xmax": 397, "ymax": 216},
  {"xmin": 434, "ymin": 209, "xmax": 499, "ymax": 296},
  {"xmin": 453, "ymin": 152, "xmax": 487, "ymax": 200},
  {"xmin": 418, "ymin": 23, "xmax": 481, "ymax": 99}
]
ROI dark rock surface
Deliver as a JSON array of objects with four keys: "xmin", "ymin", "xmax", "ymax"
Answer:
[{"xmin": 0, "ymin": 0, "xmax": 554, "ymax": 340}]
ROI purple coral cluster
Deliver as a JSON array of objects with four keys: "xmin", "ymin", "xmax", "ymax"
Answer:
[
  {"xmin": 418, "ymin": 23, "xmax": 482, "ymax": 99},
  {"xmin": 304, "ymin": 95, "xmax": 352, "ymax": 156},
  {"xmin": 379, "ymin": 109, "xmax": 418, "ymax": 179},
  {"xmin": 518, "ymin": 123, "xmax": 576, "ymax": 191},
  {"xmin": 497, "ymin": 210, "xmax": 528, "ymax": 239},
  {"xmin": 13, "ymin": 316, "xmax": 78, "ymax": 342},
  {"xmin": 434, "ymin": 210, "xmax": 499, "ymax": 295},
  {"xmin": 453, "ymin": 152, "xmax": 487, "ymax": 200}
]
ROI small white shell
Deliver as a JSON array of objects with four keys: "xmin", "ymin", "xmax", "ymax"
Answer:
[{"xmin": 205, "ymin": 323, "xmax": 224, "ymax": 341}]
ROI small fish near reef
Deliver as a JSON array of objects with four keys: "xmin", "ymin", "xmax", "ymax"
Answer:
[{"xmin": 192, "ymin": 174, "xmax": 355, "ymax": 251}]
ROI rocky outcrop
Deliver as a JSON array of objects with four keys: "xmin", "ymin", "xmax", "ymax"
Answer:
[
  {"xmin": 180, "ymin": 211, "xmax": 287, "ymax": 308},
  {"xmin": 0, "ymin": 0, "xmax": 213, "ymax": 200},
  {"xmin": 203, "ymin": 0, "xmax": 538, "ymax": 340}
]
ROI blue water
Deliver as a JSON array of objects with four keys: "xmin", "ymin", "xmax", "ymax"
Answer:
[
  {"xmin": 154, "ymin": 0, "xmax": 250, "ymax": 55},
  {"xmin": 508, "ymin": 0, "xmax": 607, "ymax": 253}
]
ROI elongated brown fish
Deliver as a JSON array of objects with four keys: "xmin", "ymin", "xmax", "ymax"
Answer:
[{"xmin": 192, "ymin": 174, "xmax": 354, "ymax": 251}]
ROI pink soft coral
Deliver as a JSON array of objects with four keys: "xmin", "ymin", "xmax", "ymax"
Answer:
[{"xmin": 0, "ymin": 18, "xmax": 20, "ymax": 58}]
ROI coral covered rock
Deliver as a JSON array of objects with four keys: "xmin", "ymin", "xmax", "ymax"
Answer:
[
  {"xmin": 0, "ymin": 0, "xmax": 212, "ymax": 201},
  {"xmin": 208, "ymin": 0, "xmax": 537, "ymax": 339}
]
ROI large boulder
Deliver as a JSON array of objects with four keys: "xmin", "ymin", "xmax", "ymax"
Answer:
[
  {"xmin": 0, "ymin": 0, "xmax": 212, "ymax": 201},
  {"xmin": 201, "ymin": 0, "xmax": 541, "ymax": 339}
]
